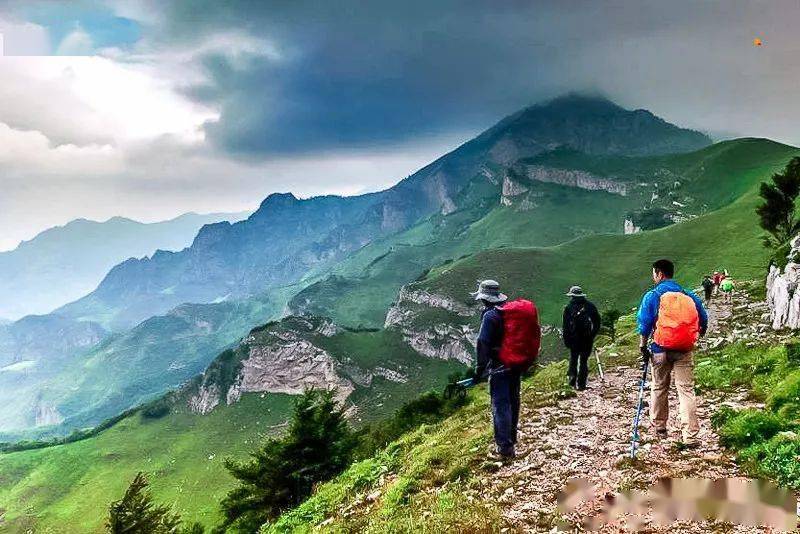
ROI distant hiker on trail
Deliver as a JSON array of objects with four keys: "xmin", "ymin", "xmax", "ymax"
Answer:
[
  {"xmin": 701, "ymin": 275, "xmax": 714, "ymax": 304},
  {"xmin": 712, "ymin": 271, "xmax": 722, "ymax": 295},
  {"xmin": 562, "ymin": 286, "xmax": 601, "ymax": 391},
  {"xmin": 720, "ymin": 277, "xmax": 734, "ymax": 303},
  {"xmin": 473, "ymin": 279, "xmax": 541, "ymax": 460},
  {"xmin": 637, "ymin": 259, "xmax": 708, "ymax": 447}
]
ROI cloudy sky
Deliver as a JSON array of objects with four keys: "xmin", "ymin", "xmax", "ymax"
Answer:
[{"xmin": 0, "ymin": 0, "xmax": 799, "ymax": 251}]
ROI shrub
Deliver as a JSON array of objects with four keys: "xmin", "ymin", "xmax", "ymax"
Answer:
[
  {"xmin": 218, "ymin": 389, "xmax": 356, "ymax": 532},
  {"xmin": 141, "ymin": 398, "xmax": 171, "ymax": 420},
  {"xmin": 739, "ymin": 433, "xmax": 800, "ymax": 490},
  {"xmin": 719, "ymin": 409, "xmax": 786, "ymax": 449},
  {"xmin": 766, "ymin": 370, "xmax": 800, "ymax": 419},
  {"xmin": 107, "ymin": 472, "xmax": 203, "ymax": 533}
]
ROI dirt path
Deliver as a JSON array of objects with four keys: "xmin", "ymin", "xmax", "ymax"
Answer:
[{"xmin": 479, "ymin": 291, "xmax": 780, "ymax": 532}]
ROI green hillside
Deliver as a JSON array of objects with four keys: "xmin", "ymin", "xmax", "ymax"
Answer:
[
  {"xmin": 418, "ymin": 186, "xmax": 771, "ymax": 326},
  {"xmin": 0, "ymin": 322, "xmax": 461, "ymax": 533},
  {"xmin": 1, "ymin": 138, "xmax": 797, "ymax": 532},
  {"xmin": 292, "ymin": 138, "xmax": 797, "ymax": 327}
]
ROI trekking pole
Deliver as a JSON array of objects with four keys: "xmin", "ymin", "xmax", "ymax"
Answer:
[
  {"xmin": 594, "ymin": 349, "xmax": 604, "ymax": 381},
  {"xmin": 629, "ymin": 356, "xmax": 650, "ymax": 459}
]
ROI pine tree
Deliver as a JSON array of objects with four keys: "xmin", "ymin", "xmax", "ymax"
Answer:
[
  {"xmin": 106, "ymin": 472, "xmax": 182, "ymax": 533},
  {"xmin": 218, "ymin": 389, "xmax": 355, "ymax": 532},
  {"xmin": 757, "ymin": 157, "xmax": 800, "ymax": 248}
]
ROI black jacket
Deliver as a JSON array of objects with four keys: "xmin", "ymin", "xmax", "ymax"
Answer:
[{"xmin": 562, "ymin": 297, "xmax": 601, "ymax": 349}]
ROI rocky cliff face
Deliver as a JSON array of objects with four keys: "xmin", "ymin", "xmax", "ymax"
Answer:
[
  {"xmin": 518, "ymin": 165, "xmax": 628, "ymax": 196},
  {"xmin": 186, "ymin": 316, "xmax": 416, "ymax": 415},
  {"xmin": 385, "ymin": 287, "xmax": 476, "ymax": 365},
  {"xmin": 766, "ymin": 236, "xmax": 800, "ymax": 329}
]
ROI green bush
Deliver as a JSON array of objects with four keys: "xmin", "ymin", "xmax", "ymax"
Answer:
[
  {"xmin": 719, "ymin": 409, "xmax": 786, "ymax": 449},
  {"xmin": 739, "ymin": 433, "xmax": 800, "ymax": 490},
  {"xmin": 141, "ymin": 398, "xmax": 171, "ymax": 420},
  {"xmin": 218, "ymin": 389, "xmax": 356, "ymax": 533},
  {"xmin": 786, "ymin": 343, "xmax": 800, "ymax": 367},
  {"xmin": 766, "ymin": 370, "xmax": 800, "ymax": 419},
  {"xmin": 711, "ymin": 405, "xmax": 737, "ymax": 429}
]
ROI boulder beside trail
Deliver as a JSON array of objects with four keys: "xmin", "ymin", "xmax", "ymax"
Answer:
[{"xmin": 766, "ymin": 235, "xmax": 800, "ymax": 329}]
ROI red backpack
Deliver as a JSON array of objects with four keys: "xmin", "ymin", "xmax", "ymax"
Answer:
[{"xmin": 498, "ymin": 299, "xmax": 541, "ymax": 370}]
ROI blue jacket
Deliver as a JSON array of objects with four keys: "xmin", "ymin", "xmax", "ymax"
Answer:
[
  {"xmin": 637, "ymin": 279, "xmax": 708, "ymax": 340},
  {"xmin": 475, "ymin": 306, "xmax": 503, "ymax": 378}
]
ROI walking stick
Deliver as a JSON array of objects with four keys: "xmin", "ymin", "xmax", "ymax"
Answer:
[
  {"xmin": 595, "ymin": 349, "xmax": 604, "ymax": 381},
  {"xmin": 629, "ymin": 356, "xmax": 650, "ymax": 459}
]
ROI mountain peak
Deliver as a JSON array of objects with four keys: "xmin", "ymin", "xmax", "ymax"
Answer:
[{"xmin": 478, "ymin": 93, "xmax": 711, "ymax": 159}]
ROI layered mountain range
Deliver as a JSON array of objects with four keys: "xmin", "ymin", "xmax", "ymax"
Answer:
[
  {"xmin": 0, "ymin": 94, "xmax": 753, "ymax": 438},
  {"xmin": 0, "ymin": 211, "xmax": 249, "ymax": 320}
]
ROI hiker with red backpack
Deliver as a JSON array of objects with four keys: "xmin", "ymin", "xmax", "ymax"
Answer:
[
  {"xmin": 562, "ymin": 286, "xmax": 601, "ymax": 391},
  {"xmin": 637, "ymin": 259, "xmax": 708, "ymax": 447},
  {"xmin": 472, "ymin": 280, "xmax": 541, "ymax": 459}
]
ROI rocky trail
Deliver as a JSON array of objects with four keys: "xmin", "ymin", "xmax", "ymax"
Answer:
[{"xmin": 474, "ymin": 289, "xmax": 791, "ymax": 532}]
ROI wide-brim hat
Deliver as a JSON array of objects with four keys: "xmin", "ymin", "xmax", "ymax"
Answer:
[
  {"xmin": 470, "ymin": 279, "xmax": 508, "ymax": 303},
  {"xmin": 565, "ymin": 285, "xmax": 586, "ymax": 297}
]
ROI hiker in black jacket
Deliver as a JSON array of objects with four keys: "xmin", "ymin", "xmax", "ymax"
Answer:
[{"xmin": 562, "ymin": 286, "xmax": 601, "ymax": 391}]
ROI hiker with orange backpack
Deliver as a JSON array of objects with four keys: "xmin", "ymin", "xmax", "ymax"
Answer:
[
  {"xmin": 637, "ymin": 259, "xmax": 708, "ymax": 447},
  {"xmin": 472, "ymin": 280, "xmax": 541, "ymax": 459}
]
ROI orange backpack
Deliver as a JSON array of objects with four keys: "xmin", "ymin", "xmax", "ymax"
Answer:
[{"xmin": 653, "ymin": 291, "xmax": 700, "ymax": 352}]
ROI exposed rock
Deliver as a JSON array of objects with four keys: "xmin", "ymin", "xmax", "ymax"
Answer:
[
  {"xmin": 403, "ymin": 324, "xmax": 475, "ymax": 365},
  {"xmin": 501, "ymin": 175, "xmax": 529, "ymax": 206},
  {"xmin": 225, "ymin": 337, "xmax": 353, "ymax": 406},
  {"xmin": 623, "ymin": 218, "xmax": 641, "ymax": 235},
  {"xmin": 34, "ymin": 401, "xmax": 63, "ymax": 427},
  {"xmin": 385, "ymin": 287, "xmax": 473, "ymax": 328},
  {"xmin": 518, "ymin": 165, "xmax": 628, "ymax": 196},
  {"xmin": 188, "ymin": 383, "xmax": 220, "ymax": 415},
  {"xmin": 766, "ymin": 235, "xmax": 800, "ymax": 329}
]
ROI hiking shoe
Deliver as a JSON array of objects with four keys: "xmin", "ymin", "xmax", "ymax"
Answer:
[
  {"xmin": 655, "ymin": 428, "xmax": 668, "ymax": 439},
  {"xmin": 495, "ymin": 446, "xmax": 516, "ymax": 460}
]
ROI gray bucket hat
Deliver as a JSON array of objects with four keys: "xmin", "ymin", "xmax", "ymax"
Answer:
[
  {"xmin": 471, "ymin": 279, "xmax": 508, "ymax": 303},
  {"xmin": 566, "ymin": 285, "xmax": 586, "ymax": 298}
]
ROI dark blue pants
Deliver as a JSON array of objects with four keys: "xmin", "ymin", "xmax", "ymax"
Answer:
[
  {"xmin": 568, "ymin": 346, "xmax": 592, "ymax": 389},
  {"xmin": 489, "ymin": 368, "xmax": 521, "ymax": 454}
]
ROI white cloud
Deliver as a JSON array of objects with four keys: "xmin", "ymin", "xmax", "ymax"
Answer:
[
  {"xmin": 0, "ymin": 15, "xmax": 50, "ymax": 55},
  {"xmin": 0, "ymin": 55, "xmax": 217, "ymax": 146},
  {"xmin": 56, "ymin": 25, "xmax": 94, "ymax": 56}
]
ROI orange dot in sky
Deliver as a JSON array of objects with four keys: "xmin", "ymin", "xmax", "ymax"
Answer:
[{"xmin": 753, "ymin": 38, "xmax": 763, "ymax": 46}]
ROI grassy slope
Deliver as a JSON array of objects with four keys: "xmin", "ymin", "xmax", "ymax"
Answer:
[
  {"xmin": 292, "ymin": 139, "xmax": 797, "ymax": 327},
  {"xmin": 0, "ymin": 326, "xmax": 462, "ymax": 533},
  {"xmin": 0, "ymin": 394, "xmax": 296, "ymax": 533},
  {"xmin": 419, "ymin": 187, "xmax": 774, "ymax": 325}
]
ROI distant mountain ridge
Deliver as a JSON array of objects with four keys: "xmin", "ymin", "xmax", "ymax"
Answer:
[
  {"xmin": 1, "ymin": 94, "xmax": 721, "ymax": 437},
  {"xmin": 59, "ymin": 95, "xmax": 711, "ymax": 331},
  {"xmin": 0, "ymin": 211, "xmax": 249, "ymax": 320}
]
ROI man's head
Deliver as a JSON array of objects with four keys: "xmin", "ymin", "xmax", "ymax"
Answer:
[
  {"xmin": 471, "ymin": 279, "xmax": 508, "ymax": 307},
  {"xmin": 652, "ymin": 259, "xmax": 674, "ymax": 284},
  {"xmin": 565, "ymin": 285, "xmax": 586, "ymax": 299}
]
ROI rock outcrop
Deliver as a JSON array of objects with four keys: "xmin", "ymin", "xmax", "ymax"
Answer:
[
  {"xmin": 766, "ymin": 235, "xmax": 800, "ymax": 329},
  {"xmin": 623, "ymin": 218, "xmax": 641, "ymax": 235},
  {"xmin": 385, "ymin": 286, "xmax": 476, "ymax": 365},
  {"xmin": 518, "ymin": 165, "xmax": 628, "ymax": 196}
]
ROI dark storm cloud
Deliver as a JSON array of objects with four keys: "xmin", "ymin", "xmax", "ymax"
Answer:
[{"xmin": 152, "ymin": 0, "xmax": 800, "ymax": 156}]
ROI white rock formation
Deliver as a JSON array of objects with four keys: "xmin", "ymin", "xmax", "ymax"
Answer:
[
  {"xmin": 188, "ymin": 383, "xmax": 220, "ymax": 415},
  {"xmin": 501, "ymin": 175, "xmax": 529, "ymax": 206},
  {"xmin": 766, "ymin": 235, "xmax": 800, "ymax": 329},
  {"xmin": 623, "ymin": 218, "xmax": 641, "ymax": 235},
  {"xmin": 520, "ymin": 165, "xmax": 628, "ymax": 196}
]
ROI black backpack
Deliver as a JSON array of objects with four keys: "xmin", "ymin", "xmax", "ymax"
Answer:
[{"xmin": 568, "ymin": 304, "xmax": 595, "ymax": 339}]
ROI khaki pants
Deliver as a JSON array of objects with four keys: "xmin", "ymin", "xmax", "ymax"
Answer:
[{"xmin": 650, "ymin": 351, "xmax": 699, "ymax": 442}]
